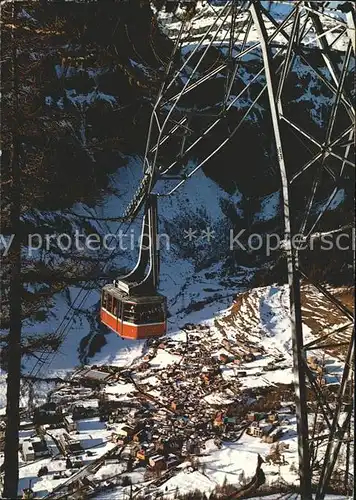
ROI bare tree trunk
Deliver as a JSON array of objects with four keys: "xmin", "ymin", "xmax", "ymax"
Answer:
[{"xmin": 2, "ymin": 2, "xmax": 22, "ymax": 498}]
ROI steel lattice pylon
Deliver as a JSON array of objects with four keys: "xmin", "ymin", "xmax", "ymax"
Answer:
[{"xmin": 128, "ymin": 1, "xmax": 354, "ymax": 498}]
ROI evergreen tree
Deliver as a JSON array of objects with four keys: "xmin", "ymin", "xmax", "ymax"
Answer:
[{"xmin": 0, "ymin": 2, "xmax": 172, "ymax": 496}]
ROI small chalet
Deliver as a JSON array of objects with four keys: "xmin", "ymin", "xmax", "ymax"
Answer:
[
  {"xmin": 262, "ymin": 427, "xmax": 283, "ymax": 443},
  {"xmin": 133, "ymin": 429, "xmax": 147, "ymax": 443},
  {"xmin": 171, "ymin": 401, "xmax": 183, "ymax": 412},
  {"xmin": 59, "ymin": 434, "xmax": 82, "ymax": 455},
  {"xmin": 0, "ymin": 424, "xmax": 5, "ymax": 452},
  {"xmin": 72, "ymin": 367, "xmax": 112, "ymax": 386},
  {"xmin": 243, "ymin": 352, "xmax": 256, "ymax": 362},
  {"xmin": 64, "ymin": 415, "xmax": 77, "ymax": 433},
  {"xmin": 166, "ymin": 454, "xmax": 180, "ymax": 469},
  {"xmin": 22, "ymin": 439, "xmax": 50, "ymax": 462},
  {"xmin": 149, "ymin": 454, "xmax": 166, "ymax": 469},
  {"xmin": 33, "ymin": 403, "xmax": 63, "ymax": 425},
  {"xmin": 219, "ymin": 353, "xmax": 230, "ymax": 364},
  {"xmin": 247, "ymin": 422, "xmax": 263, "ymax": 438},
  {"xmin": 247, "ymin": 411, "xmax": 261, "ymax": 422},
  {"xmin": 112, "ymin": 425, "xmax": 135, "ymax": 444},
  {"xmin": 266, "ymin": 413, "xmax": 279, "ymax": 423}
]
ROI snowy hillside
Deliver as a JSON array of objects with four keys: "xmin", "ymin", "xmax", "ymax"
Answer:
[
  {"xmin": 1, "ymin": 154, "xmax": 255, "ymax": 384},
  {"xmin": 0, "ymin": 3, "xmax": 353, "ymax": 499},
  {"xmin": 0, "ymin": 0, "xmax": 352, "ymax": 415},
  {"xmin": 1, "ymin": 281, "xmax": 352, "ymax": 498},
  {"xmin": 0, "ymin": 147, "xmax": 351, "ymax": 398}
]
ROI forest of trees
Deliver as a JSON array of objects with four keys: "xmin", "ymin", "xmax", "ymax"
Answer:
[{"xmin": 0, "ymin": 2, "xmax": 174, "ymax": 495}]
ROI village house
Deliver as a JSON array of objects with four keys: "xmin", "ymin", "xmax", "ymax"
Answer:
[
  {"xmin": 21, "ymin": 486, "xmax": 35, "ymax": 499},
  {"xmin": 222, "ymin": 339, "xmax": 235, "ymax": 351},
  {"xmin": 155, "ymin": 437, "xmax": 172, "ymax": 455},
  {"xmin": 127, "ymin": 409, "xmax": 144, "ymax": 425},
  {"xmin": 133, "ymin": 429, "xmax": 148, "ymax": 443},
  {"xmin": 213, "ymin": 411, "xmax": 224, "ymax": 427},
  {"xmin": 247, "ymin": 411, "xmax": 261, "ymax": 422},
  {"xmin": 261, "ymin": 423, "xmax": 274, "ymax": 436},
  {"xmin": 66, "ymin": 455, "xmax": 84, "ymax": 469},
  {"xmin": 262, "ymin": 427, "xmax": 284, "ymax": 443},
  {"xmin": 59, "ymin": 434, "xmax": 83, "ymax": 455},
  {"xmin": 137, "ymin": 361, "xmax": 151, "ymax": 372},
  {"xmin": 219, "ymin": 353, "xmax": 233, "ymax": 364},
  {"xmin": 250, "ymin": 346, "xmax": 263, "ymax": 355},
  {"xmin": 21, "ymin": 442, "xmax": 34, "ymax": 462},
  {"xmin": 120, "ymin": 442, "xmax": 138, "ymax": 459},
  {"xmin": 307, "ymin": 356, "xmax": 320, "ymax": 371},
  {"xmin": 201, "ymin": 371, "xmax": 212, "ymax": 385},
  {"xmin": 19, "ymin": 420, "xmax": 36, "ymax": 431},
  {"xmin": 136, "ymin": 443, "xmax": 156, "ymax": 462},
  {"xmin": 0, "ymin": 422, "xmax": 5, "ymax": 452},
  {"xmin": 266, "ymin": 412, "xmax": 279, "ymax": 424},
  {"xmin": 149, "ymin": 454, "xmax": 166, "ymax": 469},
  {"xmin": 166, "ymin": 453, "xmax": 180, "ymax": 469},
  {"xmin": 136, "ymin": 448, "xmax": 148, "ymax": 461},
  {"xmin": 64, "ymin": 415, "xmax": 77, "ymax": 433},
  {"xmin": 111, "ymin": 434, "xmax": 124, "ymax": 446},
  {"xmin": 72, "ymin": 367, "xmax": 113, "ymax": 386},
  {"xmin": 108, "ymin": 410, "xmax": 125, "ymax": 424},
  {"xmin": 33, "ymin": 402, "xmax": 63, "ymax": 425},
  {"xmin": 247, "ymin": 422, "xmax": 263, "ymax": 438},
  {"xmin": 111, "ymin": 424, "xmax": 135, "ymax": 445},
  {"xmin": 22, "ymin": 439, "xmax": 50, "ymax": 462},
  {"xmin": 182, "ymin": 439, "xmax": 201, "ymax": 456},
  {"xmin": 72, "ymin": 400, "xmax": 99, "ymax": 420},
  {"xmin": 264, "ymin": 361, "xmax": 278, "ymax": 372},
  {"xmin": 243, "ymin": 352, "xmax": 256, "ymax": 362},
  {"xmin": 224, "ymin": 415, "xmax": 237, "ymax": 425},
  {"xmin": 43, "ymin": 433, "xmax": 60, "ymax": 457}
]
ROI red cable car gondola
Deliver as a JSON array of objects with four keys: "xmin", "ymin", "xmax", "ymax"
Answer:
[{"xmin": 100, "ymin": 195, "xmax": 167, "ymax": 339}]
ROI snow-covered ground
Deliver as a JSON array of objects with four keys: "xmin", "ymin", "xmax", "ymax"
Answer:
[
  {"xmin": 0, "ymin": 3, "xmax": 353, "ymax": 497},
  {"xmin": 157, "ymin": 0, "xmax": 350, "ymax": 52},
  {"xmin": 0, "ymin": 153, "xmax": 256, "ymax": 393},
  {"xmin": 1, "ymin": 280, "xmax": 351, "ymax": 498}
]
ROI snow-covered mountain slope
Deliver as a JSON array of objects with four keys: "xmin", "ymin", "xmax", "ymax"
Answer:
[
  {"xmin": 0, "ymin": 155, "xmax": 255, "ymax": 383},
  {"xmin": 4, "ymin": 282, "xmax": 351, "ymax": 498},
  {"xmin": 156, "ymin": 1, "xmax": 350, "ymax": 52},
  {"xmin": 218, "ymin": 283, "xmax": 353, "ymax": 358},
  {"xmin": 1, "ymin": 268, "xmax": 350, "ymax": 407},
  {"xmin": 1, "ymin": 0, "xmax": 352, "ymax": 419},
  {"xmin": 0, "ymin": 145, "xmax": 352, "ymax": 402}
]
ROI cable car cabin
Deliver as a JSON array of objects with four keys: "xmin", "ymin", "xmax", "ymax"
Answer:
[
  {"xmin": 101, "ymin": 284, "xmax": 166, "ymax": 340},
  {"xmin": 102, "ymin": 194, "xmax": 166, "ymax": 340}
]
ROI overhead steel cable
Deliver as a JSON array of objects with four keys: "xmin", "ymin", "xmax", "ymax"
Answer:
[
  {"xmin": 159, "ymin": 48, "xmax": 286, "ymax": 193},
  {"xmin": 21, "ymin": 216, "xmax": 136, "ymax": 392},
  {"xmin": 298, "ymin": 39, "xmax": 353, "ymax": 238}
]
